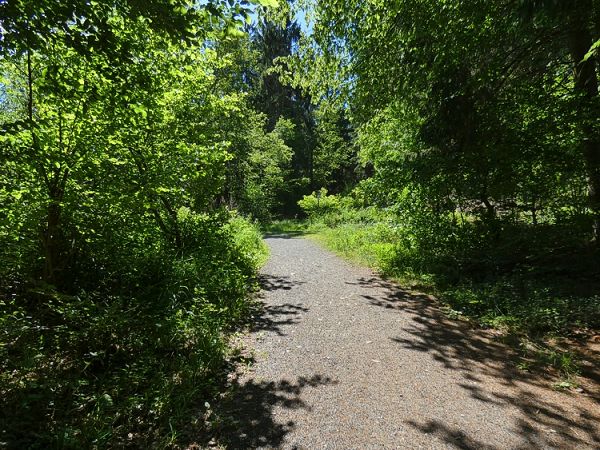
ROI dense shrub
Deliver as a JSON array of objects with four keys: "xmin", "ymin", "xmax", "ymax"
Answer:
[
  {"xmin": 0, "ymin": 11, "xmax": 276, "ymax": 447},
  {"xmin": 0, "ymin": 211, "xmax": 266, "ymax": 449},
  {"xmin": 298, "ymin": 188, "xmax": 342, "ymax": 219}
]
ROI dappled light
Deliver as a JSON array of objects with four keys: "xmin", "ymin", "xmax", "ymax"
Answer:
[
  {"xmin": 355, "ymin": 276, "xmax": 600, "ymax": 448},
  {"xmin": 210, "ymin": 236, "xmax": 600, "ymax": 448},
  {"xmin": 2, "ymin": 0, "xmax": 600, "ymax": 447},
  {"xmin": 210, "ymin": 375, "xmax": 337, "ymax": 448}
]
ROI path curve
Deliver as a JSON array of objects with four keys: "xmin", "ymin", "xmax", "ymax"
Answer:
[{"xmin": 216, "ymin": 235, "xmax": 599, "ymax": 449}]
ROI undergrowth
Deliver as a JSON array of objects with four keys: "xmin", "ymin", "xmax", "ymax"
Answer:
[
  {"xmin": 0, "ymin": 211, "xmax": 267, "ymax": 449},
  {"xmin": 286, "ymin": 190, "xmax": 600, "ymax": 380}
]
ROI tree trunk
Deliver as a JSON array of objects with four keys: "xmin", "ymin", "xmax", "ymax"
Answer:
[
  {"xmin": 568, "ymin": 8, "xmax": 600, "ymax": 242},
  {"xmin": 43, "ymin": 196, "xmax": 62, "ymax": 284},
  {"xmin": 127, "ymin": 146, "xmax": 183, "ymax": 250},
  {"xmin": 27, "ymin": 45, "xmax": 65, "ymax": 283},
  {"xmin": 42, "ymin": 166, "xmax": 69, "ymax": 285}
]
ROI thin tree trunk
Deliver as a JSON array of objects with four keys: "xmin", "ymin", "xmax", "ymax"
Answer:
[
  {"xmin": 158, "ymin": 195, "xmax": 183, "ymax": 250},
  {"xmin": 481, "ymin": 196, "xmax": 496, "ymax": 220},
  {"xmin": 27, "ymin": 46, "xmax": 65, "ymax": 283},
  {"xmin": 128, "ymin": 146, "xmax": 183, "ymax": 250},
  {"xmin": 43, "ymin": 194, "xmax": 62, "ymax": 283},
  {"xmin": 567, "ymin": 14, "xmax": 600, "ymax": 242}
]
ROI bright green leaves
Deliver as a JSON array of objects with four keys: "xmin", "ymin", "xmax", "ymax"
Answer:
[
  {"xmin": 0, "ymin": 3, "xmax": 296, "ymax": 446},
  {"xmin": 583, "ymin": 39, "xmax": 600, "ymax": 62},
  {"xmin": 226, "ymin": 23, "xmax": 247, "ymax": 38},
  {"xmin": 0, "ymin": 0, "xmax": 251, "ymax": 57},
  {"xmin": 255, "ymin": 0, "xmax": 280, "ymax": 7},
  {"xmin": 130, "ymin": 104, "xmax": 148, "ymax": 120},
  {"xmin": 0, "ymin": 0, "xmax": 280, "ymax": 279},
  {"xmin": 305, "ymin": 0, "xmax": 597, "ymax": 239}
]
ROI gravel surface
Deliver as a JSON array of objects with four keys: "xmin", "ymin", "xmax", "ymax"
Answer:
[{"xmin": 215, "ymin": 235, "xmax": 600, "ymax": 449}]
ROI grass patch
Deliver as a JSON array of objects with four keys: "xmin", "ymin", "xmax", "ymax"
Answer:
[
  {"xmin": 308, "ymin": 222, "xmax": 397, "ymax": 269},
  {"xmin": 261, "ymin": 219, "xmax": 313, "ymax": 235},
  {"xmin": 227, "ymin": 215, "xmax": 270, "ymax": 269}
]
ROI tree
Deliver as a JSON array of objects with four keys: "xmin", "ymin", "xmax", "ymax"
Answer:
[
  {"xmin": 0, "ymin": 1, "xmax": 276, "ymax": 284},
  {"xmin": 250, "ymin": 6, "xmax": 317, "ymax": 211},
  {"xmin": 0, "ymin": 1, "xmax": 279, "ymax": 446},
  {"xmin": 313, "ymin": 104, "xmax": 357, "ymax": 193},
  {"xmin": 520, "ymin": 0, "xmax": 600, "ymax": 239},
  {"xmin": 0, "ymin": 0, "xmax": 257, "ymax": 57},
  {"xmin": 308, "ymin": 0, "xmax": 595, "ymax": 239}
]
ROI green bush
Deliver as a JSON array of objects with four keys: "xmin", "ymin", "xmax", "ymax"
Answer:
[
  {"xmin": 298, "ymin": 188, "xmax": 341, "ymax": 219},
  {"xmin": 225, "ymin": 213, "xmax": 270, "ymax": 270},
  {"xmin": 0, "ymin": 211, "xmax": 264, "ymax": 448}
]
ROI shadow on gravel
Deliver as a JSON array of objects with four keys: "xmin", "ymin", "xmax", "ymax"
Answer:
[
  {"xmin": 214, "ymin": 375, "xmax": 337, "ymax": 448},
  {"xmin": 350, "ymin": 276, "xmax": 600, "ymax": 449},
  {"xmin": 249, "ymin": 302, "xmax": 309, "ymax": 336},
  {"xmin": 247, "ymin": 275, "xmax": 309, "ymax": 336},
  {"xmin": 406, "ymin": 419, "xmax": 498, "ymax": 450},
  {"xmin": 259, "ymin": 274, "xmax": 306, "ymax": 292}
]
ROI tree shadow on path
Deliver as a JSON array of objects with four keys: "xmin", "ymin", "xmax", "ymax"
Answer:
[
  {"xmin": 258, "ymin": 274, "xmax": 306, "ymax": 292},
  {"xmin": 213, "ymin": 374, "xmax": 337, "ymax": 449},
  {"xmin": 405, "ymin": 419, "xmax": 499, "ymax": 450},
  {"xmin": 351, "ymin": 276, "xmax": 600, "ymax": 449},
  {"xmin": 249, "ymin": 274, "xmax": 309, "ymax": 336}
]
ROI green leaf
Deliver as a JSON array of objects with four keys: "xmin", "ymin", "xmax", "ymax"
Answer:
[
  {"xmin": 254, "ymin": 0, "xmax": 279, "ymax": 8},
  {"xmin": 583, "ymin": 39, "xmax": 600, "ymax": 62},
  {"xmin": 226, "ymin": 25, "xmax": 246, "ymax": 38}
]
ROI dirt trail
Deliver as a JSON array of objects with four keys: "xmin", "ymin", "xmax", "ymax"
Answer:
[{"xmin": 215, "ymin": 235, "xmax": 600, "ymax": 449}]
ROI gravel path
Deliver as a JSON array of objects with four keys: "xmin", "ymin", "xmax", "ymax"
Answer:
[{"xmin": 215, "ymin": 235, "xmax": 600, "ymax": 449}]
